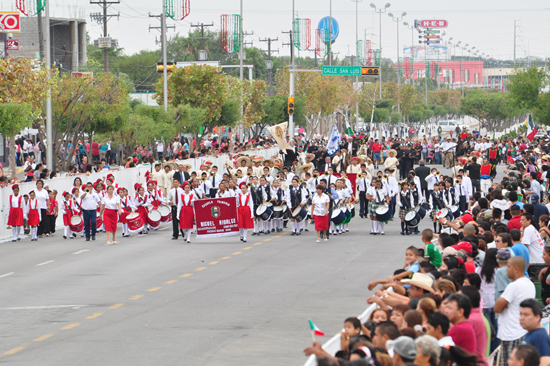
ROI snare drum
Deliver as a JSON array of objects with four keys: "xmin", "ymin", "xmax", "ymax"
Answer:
[
  {"xmin": 147, "ymin": 209, "xmax": 162, "ymax": 228},
  {"xmin": 331, "ymin": 208, "xmax": 346, "ymax": 225},
  {"xmin": 375, "ymin": 205, "xmax": 393, "ymax": 223},
  {"xmin": 416, "ymin": 204, "xmax": 428, "ymax": 219},
  {"xmin": 450, "ymin": 205, "xmax": 460, "ymax": 219},
  {"xmin": 282, "ymin": 204, "xmax": 291, "ymax": 221},
  {"xmin": 272, "ymin": 206, "xmax": 284, "ymax": 219},
  {"xmin": 256, "ymin": 204, "xmax": 273, "ymax": 221},
  {"xmin": 405, "ymin": 211, "xmax": 421, "ymax": 228},
  {"xmin": 158, "ymin": 205, "xmax": 172, "ymax": 223},
  {"xmin": 292, "ymin": 207, "xmax": 307, "ymax": 222},
  {"xmin": 69, "ymin": 215, "xmax": 84, "ymax": 233},
  {"xmin": 126, "ymin": 212, "xmax": 144, "ymax": 233}
]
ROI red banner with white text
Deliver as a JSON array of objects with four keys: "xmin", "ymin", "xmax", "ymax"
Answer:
[
  {"xmin": 194, "ymin": 197, "xmax": 239, "ymax": 238},
  {"xmin": 332, "ymin": 173, "xmax": 358, "ymax": 199}
]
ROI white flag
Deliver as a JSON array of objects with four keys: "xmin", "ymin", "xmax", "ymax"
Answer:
[
  {"xmin": 326, "ymin": 123, "xmax": 340, "ymax": 155},
  {"xmin": 267, "ymin": 122, "xmax": 293, "ymax": 152}
]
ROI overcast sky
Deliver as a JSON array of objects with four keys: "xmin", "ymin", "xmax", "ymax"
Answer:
[{"xmin": 3, "ymin": 0, "xmax": 550, "ymax": 61}]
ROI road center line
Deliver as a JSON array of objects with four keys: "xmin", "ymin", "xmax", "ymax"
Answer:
[
  {"xmin": 3, "ymin": 346, "xmax": 25, "ymax": 355},
  {"xmin": 86, "ymin": 313, "xmax": 104, "ymax": 319},
  {"xmin": 194, "ymin": 267, "xmax": 207, "ymax": 271},
  {"xmin": 129, "ymin": 295, "xmax": 143, "ymax": 300},
  {"xmin": 33, "ymin": 334, "xmax": 54, "ymax": 342},
  {"xmin": 0, "ymin": 272, "xmax": 14, "ymax": 278},
  {"xmin": 73, "ymin": 249, "xmax": 90, "ymax": 255},
  {"xmin": 232, "ymin": 251, "xmax": 242, "ymax": 255},
  {"xmin": 147, "ymin": 287, "xmax": 161, "ymax": 292},
  {"xmin": 36, "ymin": 260, "xmax": 54, "ymax": 266},
  {"xmin": 219, "ymin": 257, "xmax": 231, "ymax": 260},
  {"xmin": 180, "ymin": 273, "xmax": 193, "ymax": 278},
  {"xmin": 208, "ymin": 261, "xmax": 218, "ymax": 265},
  {"xmin": 242, "ymin": 247, "xmax": 252, "ymax": 250},
  {"xmin": 61, "ymin": 323, "xmax": 80, "ymax": 330},
  {"xmin": 109, "ymin": 303, "xmax": 125, "ymax": 309},
  {"xmin": 164, "ymin": 280, "xmax": 177, "ymax": 284}
]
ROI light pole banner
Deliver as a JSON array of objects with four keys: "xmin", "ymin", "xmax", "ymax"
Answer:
[{"xmin": 193, "ymin": 197, "xmax": 239, "ymax": 239}]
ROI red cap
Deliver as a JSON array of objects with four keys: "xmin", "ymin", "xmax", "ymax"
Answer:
[
  {"xmin": 239, "ymin": 182, "xmax": 247, "ymax": 188},
  {"xmin": 27, "ymin": 172, "xmax": 35, "ymax": 177},
  {"xmin": 11, "ymin": 184, "xmax": 19, "ymax": 190},
  {"xmin": 133, "ymin": 158, "xmax": 138, "ymax": 163},
  {"xmin": 452, "ymin": 242, "xmax": 473, "ymax": 254},
  {"xmin": 182, "ymin": 182, "xmax": 190, "ymax": 188},
  {"xmin": 117, "ymin": 187, "xmax": 124, "ymax": 194},
  {"xmin": 62, "ymin": 191, "xmax": 69, "ymax": 197},
  {"xmin": 72, "ymin": 187, "xmax": 79, "ymax": 194},
  {"xmin": 134, "ymin": 183, "xmax": 141, "ymax": 191}
]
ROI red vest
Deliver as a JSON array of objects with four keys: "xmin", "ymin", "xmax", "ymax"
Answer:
[
  {"xmin": 481, "ymin": 164, "xmax": 491, "ymax": 176},
  {"xmin": 489, "ymin": 149, "xmax": 498, "ymax": 160}
]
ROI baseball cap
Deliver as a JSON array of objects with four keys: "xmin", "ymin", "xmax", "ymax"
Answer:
[
  {"xmin": 386, "ymin": 336, "xmax": 417, "ymax": 360},
  {"xmin": 497, "ymin": 248, "xmax": 512, "ymax": 263},
  {"xmin": 531, "ymin": 194, "xmax": 540, "ymax": 203}
]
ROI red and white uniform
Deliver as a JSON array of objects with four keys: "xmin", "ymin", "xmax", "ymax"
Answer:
[
  {"xmin": 119, "ymin": 196, "xmax": 135, "ymax": 224},
  {"xmin": 237, "ymin": 193, "xmax": 255, "ymax": 229},
  {"xmin": 177, "ymin": 193, "xmax": 195, "ymax": 229},
  {"xmin": 26, "ymin": 199, "xmax": 41, "ymax": 226},
  {"xmin": 7, "ymin": 195, "xmax": 24, "ymax": 227},
  {"xmin": 61, "ymin": 199, "xmax": 75, "ymax": 226},
  {"xmin": 133, "ymin": 193, "xmax": 152, "ymax": 226},
  {"xmin": 101, "ymin": 195, "xmax": 121, "ymax": 233}
]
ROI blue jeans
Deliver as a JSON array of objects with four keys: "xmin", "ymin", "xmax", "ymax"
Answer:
[
  {"xmin": 484, "ymin": 307, "xmax": 499, "ymax": 353},
  {"xmin": 435, "ymin": 151, "xmax": 441, "ymax": 164},
  {"xmin": 83, "ymin": 209, "xmax": 97, "ymax": 239}
]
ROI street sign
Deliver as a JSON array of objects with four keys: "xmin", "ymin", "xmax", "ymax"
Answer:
[
  {"xmin": 6, "ymin": 39, "xmax": 19, "ymax": 50},
  {"xmin": 425, "ymin": 35, "xmax": 440, "ymax": 39},
  {"xmin": 0, "ymin": 12, "xmax": 20, "ymax": 33},
  {"xmin": 418, "ymin": 19, "xmax": 448, "ymax": 28},
  {"xmin": 322, "ymin": 65, "xmax": 361, "ymax": 76},
  {"xmin": 424, "ymin": 30, "xmax": 441, "ymax": 34},
  {"xmin": 318, "ymin": 17, "xmax": 339, "ymax": 43},
  {"xmin": 71, "ymin": 72, "xmax": 93, "ymax": 79}
]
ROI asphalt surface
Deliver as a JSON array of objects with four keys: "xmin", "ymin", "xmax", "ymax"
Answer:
[{"xmin": 0, "ymin": 163, "xmax": 484, "ymax": 366}]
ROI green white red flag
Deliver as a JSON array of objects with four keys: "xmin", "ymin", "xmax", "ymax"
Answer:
[
  {"xmin": 526, "ymin": 115, "xmax": 537, "ymax": 142},
  {"xmin": 309, "ymin": 319, "xmax": 325, "ymax": 336}
]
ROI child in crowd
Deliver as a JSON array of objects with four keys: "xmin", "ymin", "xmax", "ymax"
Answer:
[
  {"xmin": 61, "ymin": 191, "xmax": 74, "ymax": 239},
  {"xmin": 367, "ymin": 246, "xmax": 422, "ymax": 293},
  {"xmin": 421, "ymin": 229, "xmax": 442, "ymax": 268},
  {"xmin": 339, "ymin": 317, "xmax": 362, "ymax": 351},
  {"xmin": 26, "ymin": 190, "xmax": 40, "ymax": 241}
]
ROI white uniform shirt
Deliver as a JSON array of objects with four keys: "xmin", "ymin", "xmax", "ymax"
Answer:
[
  {"xmin": 367, "ymin": 187, "xmax": 388, "ymax": 203},
  {"xmin": 81, "ymin": 191, "xmax": 101, "ymax": 210},
  {"xmin": 101, "ymin": 195, "xmax": 121, "ymax": 210},
  {"xmin": 167, "ymin": 187, "xmax": 184, "ymax": 206},
  {"xmin": 34, "ymin": 188, "xmax": 49, "ymax": 210}
]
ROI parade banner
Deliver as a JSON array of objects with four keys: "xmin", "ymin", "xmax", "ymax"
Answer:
[
  {"xmin": 332, "ymin": 172, "xmax": 357, "ymax": 197},
  {"xmin": 267, "ymin": 122, "xmax": 293, "ymax": 151},
  {"xmin": 194, "ymin": 197, "xmax": 239, "ymax": 239}
]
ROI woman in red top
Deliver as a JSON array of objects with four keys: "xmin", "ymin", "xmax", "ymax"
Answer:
[{"xmin": 7, "ymin": 184, "xmax": 24, "ymax": 242}]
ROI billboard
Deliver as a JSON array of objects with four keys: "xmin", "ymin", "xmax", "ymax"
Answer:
[
  {"xmin": 403, "ymin": 45, "xmax": 448, "ymax": 61},
  {"xmin": 0, "ymin": 12, "xmax": 20, "ymax": 33}
]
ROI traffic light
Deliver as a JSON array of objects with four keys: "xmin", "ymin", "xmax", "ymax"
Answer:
[
  {"xmin": 288, "ymin": 96, "xmax": 295, "ymax": 115},
  {"xmin": 361, "ymin": 66, "xmax": 380, "ymax": 76},
  {"xmin": 157, "ymin": 62, "xmax": 175, "ymax": 73}
]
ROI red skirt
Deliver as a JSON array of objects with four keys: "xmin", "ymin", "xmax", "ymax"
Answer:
[
  {"xmin": 137, "ymin": 206, "xmax": 149, "ymax": 226},
  {"xmin": 179, "ymin": 206, "xmax": 195, "ymax": 229},
  {"xmin": 28, "ymin": 209, "xmax": 40, "ymax": 226},
  {"xmin": 238, "ymin": 206, "xmax": 254, "ymax": 229},
  {"xmin": 314, "ymin": 214, "xmax": 329, "ymax": 231},
  {"xmin": 7, "ymin": 207, "xmax": 24, "ymax": 226},
  {"xmin": 104, "ymin": 208, "xmax": 119, "ymax": 232},
  {"xmin": 63, "ymin": 212, "xmax": 73, "ymax": 226},
  {"xmin": 119, "ymin": 210, "xmax": 130, "ymax": 224}
]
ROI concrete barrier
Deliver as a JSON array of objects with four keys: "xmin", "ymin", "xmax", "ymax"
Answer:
[
  {"xmin": 303, "ymin": 303, "xmax": 378, "ymax": 366},
  {"xmin": 0, "ymin": 147, "xmax": 281, "ymax": 241}
]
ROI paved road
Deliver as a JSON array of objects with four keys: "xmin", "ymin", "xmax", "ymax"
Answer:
[{"xmin": 0, "ymin": 163, "xmax": 488, "ymax": 365}]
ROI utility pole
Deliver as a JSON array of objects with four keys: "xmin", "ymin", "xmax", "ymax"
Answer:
[
  {"xmin": 37, "ymin": 11, "xmax": 44, "ymax": 60},
  {"xmin": 190, "ymin": 22, "xmax": 214, "ymax": 49},
  {"xmin": 283, "ymin": 28, "xmax": 295, "ymax": 137},
  {"xmin": 149, "ymin": 8, "xmax": 175, "ymax": 112},
  {"xmin": 45, "ymin": 0, "xmax": 52, "ymax": 168},
  {"xmin": 513, "ymin": 20, "xmax": 520, "ymax": 64},
  {"xmin": 389, "ymin": 12, "xmax": 406, "ymax": 114},
  {"xmin": 90, "ymin": 0, "xmax": 120, "ymax": 73},
  {"xmin": 260, "ymin": 37, "xmax": 279, "ymax": 96},
  {"xmin": 370, "ymin": 3, "xmax": 391, "ymax": 100}
]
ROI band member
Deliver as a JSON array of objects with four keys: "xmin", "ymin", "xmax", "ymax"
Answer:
[
  {"xmin": 7, "ymin": 184, "xmax": 24, "ymax": 242},
  {"xmin": 300, "ymin": 181, "xmax": 311, "ymax": 232},
  {"xmin": 259, "ymin": 176, "xmax": 272, "ymax": 234},
  {"xmin": 444, "ymin": 179, "xmax": 457, "ymax": 209},
  {"xmin": 408, "ymin": 180, "xmax": 422, "ymax": 235},
  {"xmin": 167, "ymin": 179, "xmax": 184, "ymax": 240},
  {"xmin": 429, "ymin": 182, "xmax": 446, "ymax": 234},
  {"xmin": 480, "ymin": 157, "xmax": 493, "ymax": 194},
  {"xmin": 134, "ymin": 184, "xmax": 152, "ymax": 235},
  {"xmin": 270, "ymin": 179, "xmax": 287, "ymax": 232},
  {"xmin": 249, "ymin": 176, "xmax": 263, "ymax": 236},
  {"xmin": 237, "ymin": 182, "xmax": 255, "ymax": 243},
  {"xmin": 72, "ymin": 187, "xmax": 84, "ymax": 237},
  {"xmin": 26, "ymin": 190, "xmax": 41, "ymax": 241},
  {"xmin": 81, "ymin": 182, "xmax": 101, "ymax": 241},
  {"xmin": 61, "ymin": 191, "xmax": 75, "ymax": 239},
  {"xmin": 289, "ymin": 177, "xmax": 307, "ymax": 235},
  {"xmin": 366, "ymin": 179, "xmax": 390, "ymax": 235},
  {"xmin": 455, "ymin": 175, "xmax": 469, "ymax": 213},
  {"xmin": 356, "ymin": 171, "xmax": 371, "ymax": 218},
  {"xmin": 425, "ymin": 168, "xmax": 439, "ymax": 199},
  {"xmin": 119, "ymin": 188, "xmax": 136, "ymax": 237},
  {"xmin": 396, "ymin": 181, "xmax": 413, "ymax": 235},
  {"xmin": 177, "ymin": 182, "xmax": 195, "ymax": 243},
  {"xmin": 209, "ymin": 166, "xmax": 222, "ymax": 198},
  {"xmin": 334, "ymin": 179, "xmax": 351, "ymax": 234},
  {"xmin": 100, "ymin": 185, "xmax": 123, "ymax": 245}
]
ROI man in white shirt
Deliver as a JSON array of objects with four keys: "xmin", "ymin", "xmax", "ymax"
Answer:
[
  {"xmin": 495, "ymin": 256, "xmax": 536, "ymax": 365},
  {"xmin": 520, "ymin": 213, "xmax": 545, "ymax": 277},
  {"xmin": 167, "ymin": 178, "xmax": 184, "ymax": 240},
  {"xmin": 157, "ymin": 141, "xmax": 165, "ymax": 159},
  {"xmin": 454, "ymin": 175, "xmax": 470, "ymax": 214},
  {"xmin": 80, "ymin": 182, "xmax": 101, "ymax": 241},
  {"xmin": 356, "ymin": 171, "xmax": 371, "ymax": 218},
  {"xmin": 440, "ymin": 137, "xmax": 457, "ymax": 168}
]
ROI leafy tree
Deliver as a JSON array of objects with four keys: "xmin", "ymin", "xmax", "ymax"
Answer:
[
  {"xmin": 0, "ymin": 103, "xmax": 33, "ymax": 177},
  {"xmin": 460, "ymin": 92, "xmax": 514, "ymax": 132},
  {"xmin": 507, "ymin": 65, "xmax": 550, "ymax": 124}
]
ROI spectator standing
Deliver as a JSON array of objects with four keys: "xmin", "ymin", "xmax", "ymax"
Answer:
[
  {"xmin": 519, "ymin": 298, "xmax": 550, "ymax": 357},
  {"xmin": 91, "ymin": 140, "xmax": 100, "ymax": 163},
  {"xmin": 444, "ymin": 293, "xmax": 477, "ymax": 354},
  {"xmin": 495, "ymin": 256, "xmax": 536, "ymax": 366},
  {"xmin": 520, "ymin": 213, "xmax": 545, "ymax": 277}
]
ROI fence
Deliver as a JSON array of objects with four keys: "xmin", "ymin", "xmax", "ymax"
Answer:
[{"xmin": 0, "ymin": 147, "xmax": 280, "ymax": 241}]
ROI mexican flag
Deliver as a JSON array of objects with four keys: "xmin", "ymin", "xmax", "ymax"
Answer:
[
  {"xmin": 526, "ymin": 115, "xmax": 537, "ymax": 142},
  {"xmin": 309, "ymin": 319, "xmax": 325, "ymax": 337},
  {"xmin": 345, "ymin": 120, "xmax": 355, "ymax": 137}
]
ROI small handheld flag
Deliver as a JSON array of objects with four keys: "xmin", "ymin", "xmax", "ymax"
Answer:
[
  {"xmin": 309, "ymin": 319, "xmax": 325, "ymax": 337},
  {"xmin": 525, "ymin": 115, "xmax": 537, "ymax": 142}
]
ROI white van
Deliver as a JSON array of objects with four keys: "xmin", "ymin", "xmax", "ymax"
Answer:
[{"xmin": 437, "ymin": 120, "xmax": 460, "ymax": 133}]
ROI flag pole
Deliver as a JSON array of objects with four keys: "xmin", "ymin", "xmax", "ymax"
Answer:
[{"xmin": 311, "ymin": 330, "xmax": 316, "ymax": 343}]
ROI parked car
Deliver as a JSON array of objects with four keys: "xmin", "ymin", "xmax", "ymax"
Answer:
[{"xmin": 437, "ymin": 120, "xmax": 461, "ymax": 133}]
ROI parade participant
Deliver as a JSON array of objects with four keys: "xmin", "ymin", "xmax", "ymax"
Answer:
[
  {"xmin": 356, "ymin": 170, "xmax": 370, "ymax": 218},
  {"xmin": 455, "ymin": 175, "xmax": 470, "ymax": 213},
  {"xmin": 444, "ymin": 178, "xmax": 457, "ymax": 209},
  {"xmin": 237, "ymin": 182, "xmax": 254, "ymax": 243},
  {"xmin": 119, "ymin": 188, "xmax": 135, "ymax": 238},
  {"xmin": 61, "ymin": 191, "xmax": 75, "ymax": 239},
  {"xmin": 134, "ymin": 184, "xmax": 152, "ymax": 235},
  {"xmin": 384, "ymin": 149, "xmax": 399, "ymax": 177},
  {"xmin": 209, "ymin": 166, "xmax": 222, "ymax": 197},
  {"xmin": 324, "ymin": 167, "xmax": 337, "ymax": 188},
  {"xmin": 249, "ymin": 176, "xmax": 264, "ymax": 236},
  {"xmin": 94, "ymin": 181, "xmax": 106, "ymax": 232},
  {"xmin": 72, "ymin": 187, "xmax": 84, "ymax": 237},
  {"xmin": 46, "ymin": 190, "xmax": 58, "ymax": 236},
  {"xmin": 367, "ymin": 179, "xmax": 390, "ymax": 235},
  {"xmin": 262, "ymin": 166, "xmax": 274, "ymax": 184},
  {"xmin": 80, "ymin": 182, "xmax": 101, "ymax": 241},
  {"xmin": 7, "ymin": 184, "xmax": 24, "ymax": 242},
  {"xmin": 396, "ymin": 181, "xmax": 413, "ymax": 235},
  {"xmin": 215, "ymin": 181, "xmax": 234, "ymax": 198},
  {"xmin": 335, "ymin": 179, "xmax": 351, "ymax": 234},
  {"xmin": 311, "ymin": 184, "xmax": 330, "ymax": 242},
  {"xmin": 100, "ymin": 185, "xmax": 123, "ymax": 245},
  {"xmin": 26, "ymin": 190, "xmax": 40, "ymax": 241},
  {"xmin": 429, "ymin": 182, "xmax": 446, "ymax": 234},
  {"xmin": 489, "ymin": 143, "xmax": 500, "ymax": 177},
  {"xmin": 299, "ymin": 163, "xmax": 313, "ymax": 181},
  {"xmin": 408, "ymin": 180, "xmax": 423, "ymax": 235},
  {"xmin": 346, "ymin": 157, "xmax": 362, "ymax": 174},
  {"xmin": 162, "ymin": 164, "xmax": 174, "ymax": 196},
  {"xmin": 480, "ymin": 157, "xmax": 493, "ymax": 194},
  {"xmin": 441, "ymin": 137, "xmax": 457, "ymax": 169},
  {"xmin": 151, "ymin": 163, "xmax": 165, "ymax": 190},
  {"xmin": 270, "ymin": 179, "xmax": 287, "ymax": 232},
  {"xmin": 177, "ymin": 182, "xmax": 195, "ymax": 243},
  {"xmin": 190, "ymin": 178, "xmax": 206, "ymax": 199},
  {"xmin": 198, "ymin": 172, "xmax": 213, "ymax": 198},
  {"xmin": 425, "ymin": 168, "xmax": 439, "ymax": 199},
  {"xmin": 289, "ymin": 177, "xmax": 307, "ymax": 235},
  {"xmin": 372, "ymin": 139, "xmax": 382, "ymax": 169},
  {"xmin": 384, "ymin": 168, "xmax": 399, "ymax": 213},
  {"xmin": 259, "ymin": 176, "xmax": 273, "ymax": 234},
  {"xmin": 307, "ymin": 170, "xmax": 321, "ymax": 193},
  {"xmin": 34, "ymin": 179, "xmax": 50, "ymax": 237}
]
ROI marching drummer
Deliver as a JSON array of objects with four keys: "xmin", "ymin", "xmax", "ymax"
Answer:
[
  {"xmin": 396, "ymin": 181, "xmax": 413, "ymax": 236},
  {"xmin": 356, "ymin": 171, "xmax": 371, "ymax": 219},
  {"xmin": 259, "ymin": 176, "xmax": 273, "ymax": 234},
  {"xmin": 429, "ymin": 182, "xmax": 446, "ymax": 234},
  {"xmin": 270, "ymin": 179, "xmax": 287, "ymax": 233},
  {"xmin": 408, "ymin": 180, "xmax": 422, "ymax": 235},
  {"xmin": 177, "ymin": 182, "xmax": 195, "ymax": 243},
  {"xmin": 61, "ymin": 191, "xmax": 75, "ymax": 239},
  {"xmin": 237, "ymin": 182, "xmax": 255, "ymax": 243},
  {"xmin": 288, "ymin": 177, "xmax": 307, "ymax": 236},
  {"xmin": 249, "ymin": 176, "xmax": 263, "ymax": 236},
  {"xmin": 335, "ymin": 179, "xmax": 351, "ymax": 234},
  {"xmin": 134, "ymin": 183, "xmax": 152, "ymax": 235},
  {"xmin": 444, "ymin": 178, "xmax": 457, "ymax": 209},
  {"xmin": 72, "ymin": 187, "xmax": 84, "ymax": 237},
  {"xmin": 366, "ymin": 179, "xmax": 390, "ymax": 235},
  {"xmin": 300, "ymin": 180, "xmax": 311, "ymax": 233},
  {"xmin": 119, "ymin": 188, "xmax": 136, "ymax": 238}
]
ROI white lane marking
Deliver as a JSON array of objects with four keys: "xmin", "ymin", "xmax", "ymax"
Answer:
[
  {"xmin": 0, "ymin": 272, "xmax": 14, "ymax": 278},
  {"xmin": 73, "ymin": 249, "xmax": 90, "ymax": 255},
  {"xmin": 0, "ymin": 305, "xmax": 89, "ymax": 310},
  {"xmin": 36, "ymin": 260, "xmax": 54, "ymax": 266}
]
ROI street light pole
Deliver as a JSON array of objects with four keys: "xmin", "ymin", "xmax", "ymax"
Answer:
[
  {"xmin": 45, "ymin": 0, "xmax": 52, "ymax": 168},
  {"xmin": 389, "ymin": 12, "xmax": 406, "ymax": 114},
  {"xmin": 461, "ymin": 44, "xmax": 468, "ymax": 98},
  {"xmin": 403, "ymin": 21, "xmax": 414, "ymax": 87},
  {"xmin": 289, "ymin": 0, "xmax": 295, "ymax": 137},
  {"xmin": 352, "ymin": 0, "xmax": 363, "ymax": 130},
  {"xmin": 370, "ymin": 3, "xmax": 390, "ymax": 99}
]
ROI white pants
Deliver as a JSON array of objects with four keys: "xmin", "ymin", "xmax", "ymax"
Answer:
[{"xmin": 481, "ymin": 179, "xmax": 492, "ymax": 194}]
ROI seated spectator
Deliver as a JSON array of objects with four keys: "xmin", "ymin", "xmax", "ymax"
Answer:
[{"xmin": 459, "ymin": 285, "xmax": 488, "ymax": 365}]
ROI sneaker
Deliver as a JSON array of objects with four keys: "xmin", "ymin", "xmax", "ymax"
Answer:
[
  {"xmin": 86, "ymin": 238, "xmax": 90, "ymax": 241},
  {"xmin": 92, "ymin": 236, "xmax": 96, "ymax": 241},
  {"xmin": 305, "ymin": 229, "xmax": 309, "ymax": 232},
  {"xmin": 63, "ymin": 235, "xmax": 67, "ymax": 239},
  {"xmin": 290, "ymin": 232, "xmax": 296, "ymax": 235}
]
